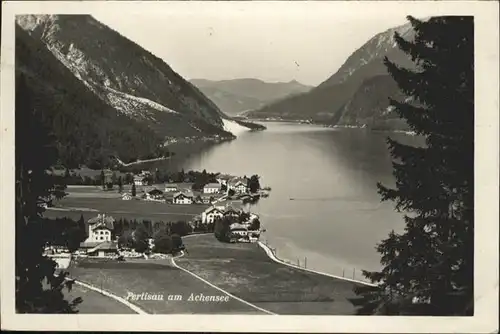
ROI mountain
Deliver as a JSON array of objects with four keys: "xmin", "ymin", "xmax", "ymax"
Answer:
[
  {"xmin": 190, "ymin": 78, "xmax": 312, "ymax": 116},
  {"xmin": 336, "ymin": 74, "xmax": 408, "ymax": 130},
  {"xmin": 245, "ymin": 22, "xmax": 416, "ymax": 130},
  {"xmin": 15, "ymin": 14, "xmax": 236, "ymax": 145},
  {"xmin": 15, "ymin": 25, "xmax": 165, "ymax": 168}
]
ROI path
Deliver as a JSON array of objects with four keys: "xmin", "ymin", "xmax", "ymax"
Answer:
[
  {"xmin": 171, "ymin": 236, "xmax": 276, "ymax": 315},
  {"xmin": 115, "ymin": 156, "xmax": 171, "ymax": 167},
  {"xmin": 68, "ymin": 256, "xmax": 265, "ymax": 314}
]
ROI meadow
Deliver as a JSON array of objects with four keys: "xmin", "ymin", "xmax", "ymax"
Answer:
[{"xmin": 176, "ymin": 234, "xmax": 364, "ymax": 315}]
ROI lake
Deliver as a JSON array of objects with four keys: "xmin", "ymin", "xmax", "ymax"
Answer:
[{"xmin": 166, "ymin": 122, "xmax": 423, "ymax": 282}]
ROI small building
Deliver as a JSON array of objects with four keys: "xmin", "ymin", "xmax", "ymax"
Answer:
[
  {"xmin": 202, "ymin": 196, "xmax": 213, "ymax": 204},
  {"xmin": 78, "ymin": 241, "xmax": 102, "ymax": 253},
  {"xmin": 122, "ymin": 193, "xmax": 132, "ymax": 201},
  {"xmin": 228, "ymin": 177, "xmax": 248, "ymax": 194},
  {"xmin": 203, "ymin": 183, "xmax": 222, "ymax": 194},
  {"xmin": 164, "ymin": 184, "xmax": 179, "ymax": 193},
  {"xmin": 134, "ymin": 175, "xmax": 148, "ymax": 186},
  {"xmin": 87, "ymin": 241, "xmax": 119, "ymax": 258},
  {"xmin": 147, "ymin": 238, "xmax": 155, "ymax": 250},
  {"xmin": 216, "ymin": 174, "xmax": 233, "ymax": 186},
  {"xmin": 146, "ymin": 188, "xmax": 164, "ymax": 201},
  {"xmin": 202, "ymin": 206, "xmax": 224, "ymax": 224},
  {"xmin": 103, "ymin": 169, "xmax": 114, "ymax": 184},
  {"xmin": 233, "ymin": 181, "xmax": 248, "ymax": 194},
  {"xmin": 173, "ymin": 191, "xmax": 194, "ymax": 204},
  {"xmin": 229, "ymin": 223, "xmax": 249, "ymax": 238},
  {"xmin": 223, "ymin": 205, "xmax": 240, "ymax": 217}
]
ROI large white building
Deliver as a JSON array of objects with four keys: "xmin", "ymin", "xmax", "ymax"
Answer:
[{"xmin": 84, "ymin": 214, "xmax": 114, "ymax": 243}]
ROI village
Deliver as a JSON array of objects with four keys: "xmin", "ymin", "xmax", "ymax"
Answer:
[
  {"xmin": 126, "ymin": 170, "xmax": 267, "ymax": 205},
  {"xmin": 44, "ymin": 169, "xmax": 270, "ymax": 263}
]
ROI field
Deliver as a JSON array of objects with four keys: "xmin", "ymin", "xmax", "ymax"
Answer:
[
  {"xmin": 64, "ymin": 233, "xmax": 365, "ymax": 315},
  {"xmin": 65, "ymin": 283, "xmax": 137, "ymax": 314},
  {"xmin": 177, "ymin": 234, "xmax": 363, "ymax": 315},
  {"xmin": 45, "ymin": 186, "xmax": 208, "ymax": 222},
  {"xmin": 68, "ymin": 258, "xmax": 262, "ymax": 314}
]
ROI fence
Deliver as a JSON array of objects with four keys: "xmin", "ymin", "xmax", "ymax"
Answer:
[{"xmin": 262, "ymin": 238, "xmax": 372, "ymax": 284}]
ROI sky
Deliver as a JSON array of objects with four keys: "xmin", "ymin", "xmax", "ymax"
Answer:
[{"xmin": 91, "ymin": 3, "xmax": 444, "ymax": 86}]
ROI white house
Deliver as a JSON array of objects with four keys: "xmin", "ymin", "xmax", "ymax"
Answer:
[
  {"xmin": 84, "ymin": 214, "xmax": 114, "ymax": 243},
  {"xmin": 203, "ymin": 183, "xmax": 222, "ymax": 194},
  {"xmin": 86, "ymin": 241, "xmax": 119, "ymax": 258},
  {"xmin": 234, "ymin": 181, "xmax": 248, "ymax": 194},
  {"xmin": 223, "ymin": 205, "xmax": 240, "ymax": 217},
  {"xmin": 122, "ymin": 193, "xmax": 132, "ymax": 201},
  {"xmin": 201, "ymin": 206, "xmax": 224, "ymax": 224},
  {"xmin": 228, "ymin": 178, "xmax": 248, "ymax": 194},
  {"xmin": 164, "ymin": 184, "xmax": 179, "ymax": 192},
  {"xmin": 229, "ymin": 223, "xmax": 249, "ymax": 237},
  {"xmin": 173, "ymin": 191, "xmax": 194, "ymax": 204},
  {"xmin": 134, "ymin": 175, "xmax": 148, "ymax": 186},
  {"xmin": 146, "ymin": 188, "xmax": 164, "ymax": 201}
]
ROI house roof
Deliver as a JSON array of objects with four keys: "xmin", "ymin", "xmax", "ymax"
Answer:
[
  {"xmin": 164, "ymin": 183, "xmax": 179, "ymax": 188},
  {"xmin": 216, "ymin": 174, "xmax": 233, "ymax": 180},
  {"xmin": 148, "ymin": 188, "xmax": 164, "ymax": 195},
  {"xmin": 79, "ymin": 241, "xmax": 102, "ymax": 248},
  {"xmin": 234, "ymin": 181, "xmax": 247, "ymax": 187},
  {"xmin": 224, "ymin": 205, "xmax": 239, "ymax": 213},
  {"xmin": 88, "ymin": 214, "xmax": 114, "ymax": 230},
  {"xmin": 204, "ymin": 183, "xmax": 222, "ymax": 189},
  {"xmin": 88, "ymin": 241, "xmax": 118, "ymax": 253},
  {"xmin": 228, "ymin": 177, "xmax": 247, "ymax": 186},
  {"xmin": 204, "ymin": 206, "xmax": 223, "ymax": 214},
  {"xmin": 229, "ymin": 223, "xmax": 248, "ymax": 231},
  {"xmin": 173, "ymin": 191, "xmax": 194, "ymax": 198}
]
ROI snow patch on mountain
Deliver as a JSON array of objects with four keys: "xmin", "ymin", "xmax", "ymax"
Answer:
[
  {"xmin": 97, "ymin": 85, "xmax": 178, "ymax": 121},
  {"xmin": 43, "ymin": 41, "xmax": 178, "ymax": 121},
  {"xmin": 222, "ymin": 119, "xmax": 251, "ymax": 136}
]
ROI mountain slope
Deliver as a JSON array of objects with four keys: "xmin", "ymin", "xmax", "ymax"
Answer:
[
  {"xmin": 15, "ymin": 25, "xmax": 165, "ymax": 168},
  {"xmin": 190, "ymin": 78, "xmax": 312, "ymax": 116},
  {"xmin": 245, "ymin": 22, "xmax": 416, "ymax": 129},
  {"xmin": 16, "ymin": 14, "xmax": 235, "ymax": 141},
  {"xmin": 336, "ymin": 75, "xmax": 408, "ymax": 130}
]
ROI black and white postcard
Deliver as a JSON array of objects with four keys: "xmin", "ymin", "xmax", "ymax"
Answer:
[{"xmin": 1, "ymin": 1, "xmax": 498, "ymax": 332}]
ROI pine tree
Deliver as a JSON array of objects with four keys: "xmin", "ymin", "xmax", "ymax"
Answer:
[
  {"xmin": 100, "ymin": 170, "xmax": 105, "ymax": 190},
  {"xmin": 353, "ymin": 16, "xmax": 474, "ymax": 316},
  {"xmin": 15, "ymin": 73, "xmax": 81, "ymax": 313},
  {"xmin": 64, "ymin": 167, "xmax": 70, "ymax": 179},
  {"xmin": 131, "ymin": 183, "xmax": 137, "ymax": 197},
  {"xmin": 118, "ymin": 176, "xmax": 123, "ymax": 193},
  {"xmin": 77, "ymin": 214, "xmax": 87, "ymax": 241}
]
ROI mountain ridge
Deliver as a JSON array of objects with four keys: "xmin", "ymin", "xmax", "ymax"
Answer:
[
  {"xmin": 15, "ymin": 24, "xmax": 166, "ymax": 168},
  {"xmin": 16, "ymin": 14, "xmax": 237, "ymax": 142},
  {"xmin": 190, "ymin": 78, "xmax": 312, "ymax": 116},
  {"xmin": 244, "ymin": 21, "xmax": 416, "ymax": 130}
]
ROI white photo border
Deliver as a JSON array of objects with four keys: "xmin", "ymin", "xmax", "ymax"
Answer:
[{"xmin": 1, "ymin": 1, "xmax": 498, "ymax": 332}]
